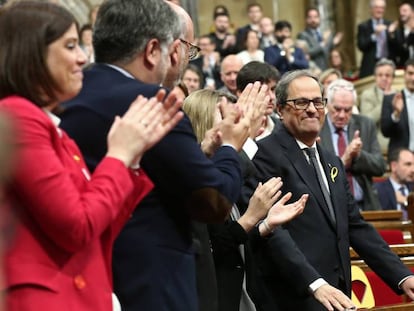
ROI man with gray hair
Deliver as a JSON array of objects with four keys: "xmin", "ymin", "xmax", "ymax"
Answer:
[
  {"xmin": 357, "ymin": 0, "xmax": 391, "ymax": 78},
  {"xmin": 243, "ymin": 70, "xmax": 414, "ymax": 311},
  {"xmin": 319, "ymin": 78, "xmax": 386, "ymax": 211},
  {"xmin": 60, "ymin": 0, "xmax": 252, "ymax": 310},
  {"xmin": 360, "ymin": 58, "xmax": 396, "ymax": 154}
]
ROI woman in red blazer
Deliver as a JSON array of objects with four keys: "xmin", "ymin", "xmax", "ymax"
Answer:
[{"xmin": 0, "ymin": 2, "xmax": 183, "ymax": 311}]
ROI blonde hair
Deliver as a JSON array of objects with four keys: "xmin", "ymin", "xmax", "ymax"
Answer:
[{"xmin": 183, "ymin": 89, "xmax": 222, "ymax": 143}]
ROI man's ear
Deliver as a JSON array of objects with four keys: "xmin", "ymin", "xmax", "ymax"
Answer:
[
  {"xmin": 276, "ymin": 104, "xmax": 283, "ymax": 119},
  {"xmin": 144, "ymin": 38, "xmax": 162, "ymax": 68},
  {"xmin": 169, "ymin": 39, "xmax": 181, "ymax": 67}
]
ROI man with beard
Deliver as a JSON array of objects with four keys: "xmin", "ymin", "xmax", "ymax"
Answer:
[
  {"xmin": 388, "ymin": 2, "xmax": 414, "ymax": 67},
  {"xmin": 60, "ymin": 0, "xmax": 253, "ymax": 310},
  {"xmin": 264, "ymin": 20, "xmax": 309, "ymax": 75},
  {"xmin": 209, "ymin": 13, "xmax": 238, "ymax": 58},
  {"xmin": 297, "ymin": 7, "xmax": 342, "ymax": 71},
  {"xmin": 375, "ymin": 148, "xmax": 414, "ymax": 218}
]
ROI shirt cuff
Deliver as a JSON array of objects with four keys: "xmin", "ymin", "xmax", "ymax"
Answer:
[
  {"xmin": 398, "ymin": 275, "xmax": 414, "ymax": 288},
  {"xmin": 309, "ymin": 278, "xmax": 328, "ymax": 294},
  {"xmin": 242, "ymin": 137, "xmax": 258, "ymax": 160},
  {"xmin": 391, "ymin": 112, "xmax": 401, "ymax": 122}
]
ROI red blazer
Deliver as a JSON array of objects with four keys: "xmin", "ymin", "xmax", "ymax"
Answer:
[{"xmin": 0, "ymin": 96, "xmax": 153, "ymax": 311}]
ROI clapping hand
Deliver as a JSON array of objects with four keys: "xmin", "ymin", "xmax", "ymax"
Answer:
[
  {"xmin": 259, "ymin": 192, "xmax": 308, "ymax": 235},
  {"xmin": 106, "ymin": 89, "xmax": 184, "ymax": 167},
  {"xmin": 238, "ymin": 177, "xmax": 283, "ymax": 232}
]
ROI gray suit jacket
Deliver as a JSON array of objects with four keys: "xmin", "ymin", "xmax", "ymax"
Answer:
[
  {"xmin": 319, "ymin": 114, "xmax": 386, "ymax": 210},
  {"xmin": 297, "ymin": 28, "xmax": 334, "ymax": 70},
  {"xmin": 359, "ymin": 86, "xmax": 391, "ymax": 154}
]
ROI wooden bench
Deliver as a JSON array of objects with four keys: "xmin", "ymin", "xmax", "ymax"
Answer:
[
  {"xmin": 350, "ymin": 243, "xmax": 414, "ymax": 271},
  {"xmin": 360, "ymin": 210, "xmax": 413, "ymax": 243},
  {"xmin": 360, "ymin": 303, "xmax": 414, "ymax": 310}
]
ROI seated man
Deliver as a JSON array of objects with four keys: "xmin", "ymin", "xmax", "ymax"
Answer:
[{"xmin": 375, "ymin": 148, "xmax": 414, "ymax": 219}]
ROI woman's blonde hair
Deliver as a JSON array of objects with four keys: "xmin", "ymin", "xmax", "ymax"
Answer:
[{"xmin": 183, "ymin": 89, "xmax": 222, "ymax": 143}]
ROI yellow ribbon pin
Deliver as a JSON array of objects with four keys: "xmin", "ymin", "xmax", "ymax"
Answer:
[{"xmin": 330, "ymin": 166, "xmax": 338, "ymax": 183}]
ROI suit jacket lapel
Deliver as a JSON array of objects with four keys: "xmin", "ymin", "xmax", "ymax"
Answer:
[
  {"xmin": 318, "ymin": 146, "xmax": 342, "ymax": 229},
  {"xmin": 320, "ymin": 122, "xmax": 335, "ymax": 152},
  {"xmin": 277, "ymin": 128, "xmax": 336, "ymax": 228},
  {"xmin": 347, "ymin": 117, "xmax": 360, "ymax": 142}
]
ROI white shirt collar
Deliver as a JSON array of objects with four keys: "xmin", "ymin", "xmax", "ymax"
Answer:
[
  {"xmin": 106, "ymin": 64, "xmax": 135, "ymax": 79},
  {"xmin": 43, "ymin": 109, "xmax": 61, "ymax": 127}
]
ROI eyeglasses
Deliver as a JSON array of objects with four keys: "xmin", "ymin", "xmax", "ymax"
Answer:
[
  {"xmin": 179, "ymin": 38, "xmax": 201, "ymax": 60},
  {"xmin": 284, "ymin": 97, "xmax": 327, "ymax": 110}
]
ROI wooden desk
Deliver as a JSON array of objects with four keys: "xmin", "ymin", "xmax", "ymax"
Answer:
[
  {"xmin": 361, "ymin": 210, "xmax": 403, "ymax": 221},
  {"xmin": 359, "ymin": 302, "xmax": 414, "ymax": 310},
  {"xmin": 351, "ymin": 243, "xmax": 414, "ymax": 271}
]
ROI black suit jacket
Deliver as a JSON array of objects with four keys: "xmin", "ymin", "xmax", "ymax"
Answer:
[
  {"xmin": 60, "ymin": 64, "xmax": 242, "ymax": 311},
  {"xmin": 357, "ymin": 19, "xmax": 391, "ymax": 78},
  {"xmin": 381, "ymin": 91, "xmax": 411, "ymax": 157},
  {"xmin": 243, "ymin": 126, "xmax": 411, "ymax": 311},
  {"xmin": 319, "ymin": 114, "xmax": 385, "ymax": 210},
  {"xmin": 388, "ymin": 26, "xmax": 413, "ymax": 67}
]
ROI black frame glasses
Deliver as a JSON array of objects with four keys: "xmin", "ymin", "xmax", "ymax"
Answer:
[
  {"xmin": 284, "ymin": 97, "xmax": 327, "ymax": 110},
  {"xmin": 179, "ymin": 38, "xmax": 201, "ymax": 60}
]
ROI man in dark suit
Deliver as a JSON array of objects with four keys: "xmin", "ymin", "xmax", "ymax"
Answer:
[
  {"xmin": 375, "ymin": 148, "xmax": 414, "ymax": 218},
  {"xmin": 243, "ymin": 70, "xmax": 414, "ymax": 310},
  {"xmin": 60, "ymin": 1, "xmax": 251, "ymax": 310},
  {"xmin": 381, "ymin": 58, "xmax": 414, "ymax": 157},
  {"xmin": 235, "ymin": 3, "xmax": 262, "ymax": 52},
  {"xmin": 388, "ymin": 2, "xmax": 414, "ymax": 68},
  {"xmin": 319, "ymin": 78, "xmax": 385, "ymax": 211},
  {"xmin": 357, "ymin": 0, "xmax": 391, "ymax": 78},
  {"xmin": 264, "ymin": 20, "xmax": 309, "ymax": 75}
]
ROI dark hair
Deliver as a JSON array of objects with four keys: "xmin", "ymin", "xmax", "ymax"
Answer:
[
  {"xmin": 305, "ymin": 7, "xmax": 319, "ymax": 17},
  {"xmin": 93, "ymin": 0, "xmax": 180, "ymax": 64},
  {"xmin": 404, "ymin": 58, "xmax": 414, "ymax": 68},
  {"xmin": 236, "ymin": 61, "xmax": 280, "ymax": 91},
  {"xmin": 241, "ymin": 29, "xmax": 259, "ymax": 50},
  {"xmin": 388, "ymin": 148, "xmax": 413, "ymax": 164},
  {"xmin": 184, "ymin": 64, "xmax": 205, "ymax": 88},
  {"xmin": 247, "ymin": 3, "xmax": 262, "ymax": 12},
  {"xmin": 276, "ymin": 70, "xmax": 322, "ymax": 107},
  {"xmin": 80, "ymin": 23, "xmax": 93, "ymax": 44},
  {"xmin": 213, "ymin": 5, "xmax": 229, "ymax": 19},
  {"xmin": 214, "ymin": 12, "xmax": 229, "ymax": 21},
  {"xmin": 0, "ymin": 1, "xmax": 77, "ymax": 107},
  {"xmin": 275, "ymin": 20, "xmax": 292, "ymax": 32}
]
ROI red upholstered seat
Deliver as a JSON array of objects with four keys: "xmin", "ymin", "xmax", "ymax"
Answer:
[
  {"xmin": 364, "ymin": 271, "xmax": 403, "ymax": 306},
  {"xmin": 378, "ymin": 230, "xmax": 405, "ymax": 245}
]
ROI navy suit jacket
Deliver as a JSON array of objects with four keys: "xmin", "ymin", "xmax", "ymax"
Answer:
[
  {"xmin": 381, "ymin": 91, "xmax": 411, "ymax": 157},
  {"xmin": 243, "ymin": 125, "xmax": 411, "ymax": 310},
  {"xmin": 375, "ymin": 179, "xmax": 414, "ymax": 211},
  {"xmin": 60, "ymin": 64, "xmax": 242, "ymax": 311},
  {"xmin": 264, "ymin": 45, "xmax": 309, "ymax": 75}
]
